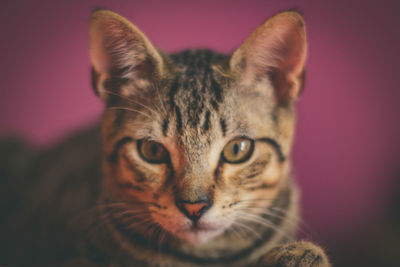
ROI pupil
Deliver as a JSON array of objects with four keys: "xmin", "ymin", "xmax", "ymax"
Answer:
[
  {"xmin": 150, "ymin": 144, "xmax": 158, "ymax": 155},
  {"xmin": 233, "ymin": 143, "xmax": 239, "ymax": 155}
]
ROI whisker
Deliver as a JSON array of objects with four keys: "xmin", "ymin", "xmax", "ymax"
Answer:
[
  {"xmin": 82, "ymin": 203, "xmax": 152, "ymax": 236},
  {"xmin": 232, "ymin": 198, "xmax": 275, "ymax": 205},
  {"xmin": 231, "ymin": 219, "xmax": 262, "ymax": 240},
  {"xmin": 157, "ymin": 227, "xmax": 167, "ymax": 250},
  {"xmin": 226, "ymin": 224, "xmax": 246, "ymax": 240},
  {"xmin": 237, "ymin": 206, "xmax": 300, "ymax": 222},
  {"xmin": 76, "ymin": 202, "xmax": 129, "ymax": 217},
  {"xmin": 107, "ymin": 107, "xmax": 153, "ymax": 120},
  {"xmin": 267, "ymin": 207, "xmax": 314, "ymax": 238},
  {"xmin": 236, "ymin": 206, "xmax": 309, "ymax": 237},
  {"xmin": 238, "ymin": 213, "xmax": 291, "ymax": 240},
  {"xmin": 103, "ymin": 89, "xmax": 161, "ymax": 116},
  {"xmin": 124, "ymin": 216, "xmax": 154, "ymax": 230}
]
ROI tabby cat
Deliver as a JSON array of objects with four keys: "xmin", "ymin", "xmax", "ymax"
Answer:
[{"xmin": 0, "ymin": 9, "xmax": 330, "ymax": 267}]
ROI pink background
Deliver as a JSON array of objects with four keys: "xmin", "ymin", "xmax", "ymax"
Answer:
[{"xmin": 2, "ymin": 0, "xmax": 400, "ymax": 261}]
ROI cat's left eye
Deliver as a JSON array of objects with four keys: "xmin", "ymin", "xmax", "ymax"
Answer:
[
  {"xmin": 137, "ymin": 140, "xmax": 169, "ymax": 164},
  {"xmin": 222, "ymin": 138, "xmax": 254, "ymax": 164}
]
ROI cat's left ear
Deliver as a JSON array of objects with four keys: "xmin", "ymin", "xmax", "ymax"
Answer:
[
  {"xmin": 230, "ymin": 11, "xmax": 307, "ymax": 105},
  {"xmin": 89, "ymin": 9, "xmax": 166, "ymax": 100}
]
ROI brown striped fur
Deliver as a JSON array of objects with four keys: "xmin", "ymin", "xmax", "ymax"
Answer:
[{"xmin": 0, "ymin": 9, "xmax": 330, "ymax": 267}]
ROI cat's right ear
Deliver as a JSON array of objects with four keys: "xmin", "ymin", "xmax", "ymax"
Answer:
[{"xmin": 89, "ymin": 9, "xmax": 165, "ymax": 100}]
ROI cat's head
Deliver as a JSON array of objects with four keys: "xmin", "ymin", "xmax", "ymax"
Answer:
[{"xmin": 90, "ymin": 10, "xmax": 306, "ymax": 245}]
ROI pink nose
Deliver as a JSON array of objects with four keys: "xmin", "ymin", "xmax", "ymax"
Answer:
[
  {"xmin": 183, "ymin": 203, "xmax": 208, "ymax": 217},
  {"xmin": 176, "ymin": 198, "xmax": 212, "ymax": 221}
]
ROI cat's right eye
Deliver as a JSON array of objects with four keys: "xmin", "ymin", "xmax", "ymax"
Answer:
[{"xmin": 137, "ymin": 140, "xmax": 169, "ymax": 164}]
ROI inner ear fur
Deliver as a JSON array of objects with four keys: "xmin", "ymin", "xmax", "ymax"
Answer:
[
  {"xmin": 230, "ymin": 11, "xmax": 307, "ymax": 105},
  {"xmin": 89, "ymin": 9, "xmax": 166, "ymax": 100}
]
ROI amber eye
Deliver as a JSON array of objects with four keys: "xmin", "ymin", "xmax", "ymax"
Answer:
[
  {"xmin": 137, "ymin": 140, "xmax": 168, "ymax": 163},
  {"xmin": 222, "ymin": 138, "xmax": 254, "ymax": 164}
]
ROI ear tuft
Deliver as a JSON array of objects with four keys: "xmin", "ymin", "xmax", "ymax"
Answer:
[{"xmin": 230, "ymin": 11, "xmax": 307, "ymax": 105}]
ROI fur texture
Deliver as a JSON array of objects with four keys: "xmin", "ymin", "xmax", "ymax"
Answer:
[{"xmin": 0, "ymin": 9, "xmax": 330, "ymax": 267}]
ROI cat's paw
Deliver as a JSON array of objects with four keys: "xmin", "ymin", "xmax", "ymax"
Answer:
[{"xmin": 256, "ymin": 241, "xmax": 331, "ymax": 267}]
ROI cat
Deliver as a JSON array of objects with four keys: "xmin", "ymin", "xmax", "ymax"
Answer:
[{"xmin": 0, "ymin": 9, "xmax": 331, "ymax": 267}]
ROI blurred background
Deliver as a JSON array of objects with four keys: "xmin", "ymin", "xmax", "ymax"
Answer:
[{"xmin": 1, "ymin": 0, "xmax": 400, "ymax": 265}]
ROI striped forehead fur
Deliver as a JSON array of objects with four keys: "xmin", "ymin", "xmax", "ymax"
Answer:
[{"xmin": 167, "ymin": 50, "xmax": 229, "ymax": 133}]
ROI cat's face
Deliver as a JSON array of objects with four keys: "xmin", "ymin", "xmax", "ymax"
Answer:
[{"xmin": 90, "ymin": 10, "xmax": 306, "ymax": 245}]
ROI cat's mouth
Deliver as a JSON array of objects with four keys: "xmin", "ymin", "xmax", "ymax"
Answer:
[
  {"xmin": 186, "ymin": 223, "xmax": 216, "ymax": 232},
  {"xmin": 183, "ymin": 218, "xmax": 220, "ymax": 231}
]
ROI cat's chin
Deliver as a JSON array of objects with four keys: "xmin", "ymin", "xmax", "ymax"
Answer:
[{"xmin": 174, "ymin": 227, "xmax": 225, "ymax": 244}]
